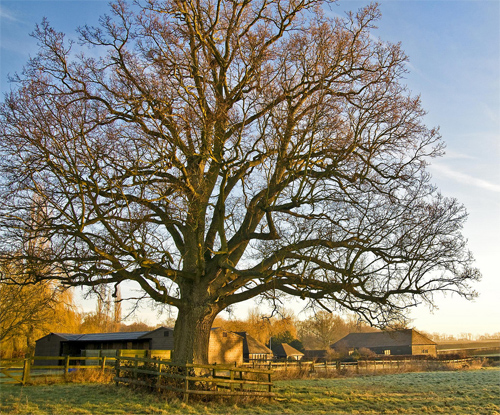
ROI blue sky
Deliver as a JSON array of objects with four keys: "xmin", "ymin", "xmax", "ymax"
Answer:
[{"xmin": 1, "ymin": 0, "xmax": 499, "ymax": 336}]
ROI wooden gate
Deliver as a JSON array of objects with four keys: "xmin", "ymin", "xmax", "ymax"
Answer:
[{"xmin": 0, "ymin": 359, "xmax": 31, "ymax": 385}]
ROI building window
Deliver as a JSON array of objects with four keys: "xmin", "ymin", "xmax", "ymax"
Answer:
[
  {"xmin": 384, "ymin": 350, "xmax": 391, "ymax": 355},
  {"xmin": 422, "ymin": 349, "xmax": 428, "ymax": 354},
  {"xmin": 164, "ymin": 331, "xmax": 169, "ymax": 337}
]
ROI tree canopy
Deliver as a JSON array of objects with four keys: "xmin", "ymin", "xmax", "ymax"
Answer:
[{"xmin": 0, "ymin": 0, "xmax": 479, "ymax": 364}]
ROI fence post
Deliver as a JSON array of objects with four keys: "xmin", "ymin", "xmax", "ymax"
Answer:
[
  {"xmin": 156, "ymin": 361, "xmax": 162, "ymax": 390},
  {"xmin": 183, "ymin": 366, "xmax": 190, "ymax": 404},
  {"xmin": 267, "ymin": 371, "xmax": 272, "ymax": 401},
  {"xmin": 134, "ymin": 355, "xmax": 139, "ymax": 380},
  {"xmin": 22, "ymin": 357, "xmax": 31, "ymax": 385},
  {"xmin": 101, "ymin": 356, "xmax": 107, "ymax": 375},
  {"xmin": 212, "ymin": 366, "xmax": 217, "ymax": 391},
  {"xmin": 64, "ymin": 355, "xmax": 70, "ymax": 379},
  {"xmin": 115, "ymin": 350, "xmax": 122, "ymax": 386}
]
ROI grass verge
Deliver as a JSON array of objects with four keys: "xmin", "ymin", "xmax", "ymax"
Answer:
[{"xmin": 1, "ymin": 368, "xmax": 498, "ymax": 414}]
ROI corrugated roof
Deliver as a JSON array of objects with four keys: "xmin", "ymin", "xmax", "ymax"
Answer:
[
  {"xmin": 49, "ymin": 331, "xmax": 151, "ymax": 342},
  {"xmin": 52, "ymin": 333, "xmax": 84, "ymax": 341},
  {"xmin": 74, "ymin": 332, "xmax": 151, "ymax": 342},
  {"xmin": 332, "ymin": 329, "xmax": 436, "ymax": 348},
  {"xmin": 41, "ymin": 328, "xmax": 173, "ymax": 343}
]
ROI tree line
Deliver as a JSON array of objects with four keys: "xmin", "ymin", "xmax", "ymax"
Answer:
[{"xmin": 2, "ymin": 271, "xmax": 497, "ymax": 360}]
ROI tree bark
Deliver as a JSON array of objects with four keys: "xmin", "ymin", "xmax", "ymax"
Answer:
[{"xmin": 172, "ymin": 300, "xmax": 219, "ymax": 365}]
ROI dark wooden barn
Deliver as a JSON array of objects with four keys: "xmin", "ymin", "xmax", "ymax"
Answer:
[{"xmin": 34, "ymin": 327, "xmax": 174, "ymax": 365}]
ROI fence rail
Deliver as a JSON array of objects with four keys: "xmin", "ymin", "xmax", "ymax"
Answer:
[
  {"xmin": 1, "ymin": 354, "xmax": 274, "ymax": 402},
  {"xmin": 245, "ymin": 357, "xmax": 478, "ymax": 374},
  {"xmin": 114, "ymin": 353, "xmax": 274, "ymax": 402},
  {"xmin": 0, "ymin": 355, "xmax": 114, "ymax": 385},
  {"xmin": 1, "ymin": 354, "xmax": 477, "ymax": 400}
]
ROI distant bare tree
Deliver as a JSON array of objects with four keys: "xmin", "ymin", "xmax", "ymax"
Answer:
[
  {"xmin": 297, "ymin": 311, "xmax": 375, "ymax": 349},
  {"xmin": 0, "ymin": 0, "xmax": 479, "ymax": 364}
]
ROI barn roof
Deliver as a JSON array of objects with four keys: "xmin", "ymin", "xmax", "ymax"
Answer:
[
  {"xmin": 274, "ymin": 343, "xmax": 304, "ymax": 357},
  {"xmin": 75, "ymin": 332, "xmax": 150, "ymax": 341},
  {"xmin": 43, "ymin": 327, "xmax": 173, "ymax": 343},
  {"xmin": 50, "ymin": 333, "xmax": 84, "ymax": 341},
  {"xmin": 234, "ymin": 332, "xmax": 273, "ymax": 355},
  {"xmin": 331, "ymin": 329, "xmax": 436, "ymax": 349}
]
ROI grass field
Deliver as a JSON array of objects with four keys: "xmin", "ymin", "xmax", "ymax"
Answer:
[{"xmin": 0, "ymin": 368, "xmax": 499, "ymax": 414}]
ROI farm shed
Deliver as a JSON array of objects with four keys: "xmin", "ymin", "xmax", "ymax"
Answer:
[
  {"xmin": 273, "ymin": 343, "xmax": 304, "ymax": 360},
  {"xmin": 35, "ymin": 327, "xmax": 174, "ymax": 365},
  {"xmin": 331, "ymin": 329, "xmax": 437, "ymax": 357},
  {"xmin": 35, "ymin": 326, "xmax": 244, "ymax": 365},
  {"xmin": 235, "ymin": 332, "xmax": 274, "ymax": 361},
  {"xmin": 34, "ymin": 333, "xmax": 82, "ymax": 362}
]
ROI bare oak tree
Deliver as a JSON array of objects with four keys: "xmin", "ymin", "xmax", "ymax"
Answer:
[{"xmin": 0, "ymin": 0, "xmax": 479, "ymax": 364}]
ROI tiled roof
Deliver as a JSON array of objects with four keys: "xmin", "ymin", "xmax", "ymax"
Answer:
[
  {"xmin": 332, "ymin": 329, "xmax": 436, "ymax": 348},
  {"xmin": 235, "ymin": 332, "xmax": 273, "ymax": 355},
  {"xmin": 274, "ymin": 343, "xmax": 304, "ymax": 357}
]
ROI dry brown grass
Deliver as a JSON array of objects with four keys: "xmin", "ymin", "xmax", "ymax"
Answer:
[{"xmin": 28, "ymin": 369, "xmax": 114, "ymax": 386}]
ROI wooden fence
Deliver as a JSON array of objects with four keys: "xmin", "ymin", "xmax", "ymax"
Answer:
[
  {"xmin": 2, "ymin": 354, "xmax": 476, "ymax": 402},
  {"xmin": 1, "ymin": 354, "xmax": 274, "ymax": 402},
  {"xmin": 114, "ymin": 353, "xmax": 274, "ymax": 402},
  {"xmin": 0, "ymin": 355, "xmax": 113, "ymax": 385},
  {"xmin": 246, "ymin": 357, "xmax": 478, "ymax": 374}
]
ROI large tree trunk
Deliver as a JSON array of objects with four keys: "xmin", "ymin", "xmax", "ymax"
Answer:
[{"xmin": 172, "ymin": 301, "xmax": 219, "ymax": 365}]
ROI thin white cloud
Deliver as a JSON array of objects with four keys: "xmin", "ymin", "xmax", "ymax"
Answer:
[
  {"xmin": 0, "ymin": 6, "xmax": 22, "ymax": 23},
  {"xmin": 441, "ymin": 150, "xmax": 476, "ymax": 160},
  {"xmin": 430, "ymin": 163, "xmax": 500, "ymax": 193},
  {"xmin": 483, "ymin": 103, "xmax": 500, "ymax": 126}
]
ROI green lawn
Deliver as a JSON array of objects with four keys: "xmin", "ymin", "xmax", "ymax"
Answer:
[{"xmin": 1, "ymin": 369, "xmax": 499, "ymax": 414}]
